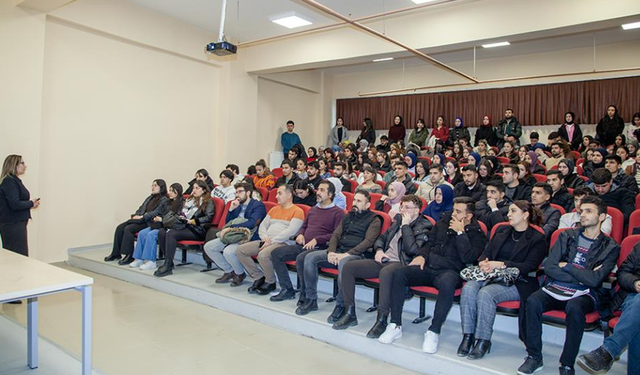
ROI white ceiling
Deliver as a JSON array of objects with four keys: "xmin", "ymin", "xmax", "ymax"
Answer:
[{"xmin": 123, "ymin": 0, "xmax": 453, "ymax": 43}]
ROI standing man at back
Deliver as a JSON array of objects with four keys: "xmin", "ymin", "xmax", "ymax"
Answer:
[{"xmin": 281, "ymin": 120, "xmax": 302, "ymax": 155}]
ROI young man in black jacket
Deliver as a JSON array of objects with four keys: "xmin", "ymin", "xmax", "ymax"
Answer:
[
  {"xmin": 604, "ymin": 155, "xmax": 639, "ymax": 194},
  {"xmin": 384, "ymin": 197, "xmax": 486, "ymax": 354},
  {"xmin": 519, "ymin": 196, "xmax": 620, "ymax": 375},
  {"xmin": 578, "ymin": 241, "xmax": 640, "ymax": 374},
  {"xmin": 546, "ymin": 170, "xmax": 574, "ymax": 213},
  {"xmin": 453, "ymin": 165, "xmax": 486, "ymax": 201},
  {"xmin": 275, "ymin": 160, "xmax": 299, "ymax": 187},
  {"xmin": 332, "ymin": 195, "xmax": 432, "ymax": 334},
  {"xmin": 531, "ymin": 183, "xmax": 560, "ymax": 241},
  {"xmin": 474, "ymin": 180, "xmax": 512, "ymax": 230},
  {"xmin": 588, "ymin": 168, "xmax": 635, "ymax": 225},
  {"xmin": 383, "ymin": 161, "xmax": 417, "ymax": 195},
  {"xmin": 503, "ymin": 164, "xmax": 532, "ymax": 202}
]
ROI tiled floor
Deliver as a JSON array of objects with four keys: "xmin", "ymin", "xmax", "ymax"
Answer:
[{"xmin": 0, "ymin": 263, "xmax": 420, "ymax": 375}]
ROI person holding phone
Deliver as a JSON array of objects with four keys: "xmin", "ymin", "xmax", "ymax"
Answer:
[{"xmin": 0, "ymin": 154, "xmax": 40, "ymax": 257}]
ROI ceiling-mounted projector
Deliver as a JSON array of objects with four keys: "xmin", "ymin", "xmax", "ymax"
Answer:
[
  {"xmin": 206, "ymin": 41, "xmax": 237, "ymax": 56},
  {"xmin": 205, "ymin": 0, "xmax": 237, "ymax": 56}
]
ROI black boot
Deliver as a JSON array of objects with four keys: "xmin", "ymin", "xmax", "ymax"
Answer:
[
  {"xmin": 247, "ymin": 277, "xmax": 265, "ymax": 294},
  {"xmin": 366, "ymin": 312, "xmax": 388, "ymax": 339},
  {"xmin": 457, "ymin": 334, "xmax": 475, "ymax": 357},
  {"xmin": 154, "ymin": 260, "xmax": 173, "ymax": 277},
  {"xmin": 118, "ymin": 254, "xmax": 134, "ymax": 265},
  {"xmin": 270, "ymin": 288, "xmax": 296, "ymax": 302},
  {"xmin": 295, "ymin": 299, "xmax": 318, "ymax": 315},
  {"xmin": 256, "ymin": 282, "xmax": 276, "ymax": 295},
  {"xmin": 332, "ymin": 305, "xmax": 357, "ymax": 330},
  {"xmin": 104, "ymin": 254, "xmax": 121, "ymax": 262},
  {"xmin": 578, "ymin": 346, "xmax": 614, "ymax": 373},
  {"xmin": 467, "ymin": 339, "xmax": 491, "ymax": 360},
  {"xmin": 327, "ymin": 305, "xmax": 345, "ymax": 324}
]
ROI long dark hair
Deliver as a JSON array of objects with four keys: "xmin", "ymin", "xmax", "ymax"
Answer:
[
  {"xmin": 169, "ymin": 183, "xmax": 184, "ymax": 213},
  {"xmin": 364, "ymin": 118, "xmax": 373, "ymax": 130},
  {"xmin": 190, "ymin": 180, "xmax": 212, "ymax": 213},
  {"xmin": 511, "ymin": 200, "xmax": 544, "ymax": 226},
  {"xmin": 147, "ymin": 179, "xmax": 168, "ymax": 211}
]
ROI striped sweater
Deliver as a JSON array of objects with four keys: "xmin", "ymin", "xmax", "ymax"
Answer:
[{"xmin": 259, "ymin": 204, "xmax": 305, "ymax": 244}]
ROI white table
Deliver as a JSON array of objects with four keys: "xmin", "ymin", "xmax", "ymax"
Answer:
[{"xmin": 0, "ymin": 249, "xmax": 93, "ymax": 374}]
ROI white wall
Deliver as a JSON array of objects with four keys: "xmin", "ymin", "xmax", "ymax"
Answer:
[{"xmin": 33, "ymin": 19, "xmax": 220, "ymax": 262}]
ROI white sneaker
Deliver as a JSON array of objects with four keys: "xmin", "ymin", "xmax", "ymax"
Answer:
[
  {"xmin": 139, "ymin": 261, "xmax": 157, "ymax": 270},
  {"xmin": 129, "ymin": 259, "xmax": 144, "ymax": 268},
  {"xmin": 422, "ymin": 330, "xmax": 439, "ymax": 354},
  {"xmin": 378, "ymin": 323, "xmax": 402, "ymax": 344}
]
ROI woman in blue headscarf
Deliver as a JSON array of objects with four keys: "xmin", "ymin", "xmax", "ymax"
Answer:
[
  {"xmin": 423, "ymin": 185, "xmax": 454, "ymax": 221},
  {"xmin": 447, "ymin": 117, "xmax": 471, "ymax": 147},
  {"xmin": 468, "ymin": 152, "xmax": 481, "ymax": 168},
  {"xmin": 432, "ymin": 153, "xmax": 446, "ymax": 166},
  {"xmin": 404, "ymin": 151, "xmax": 418, "ymax": 174}
]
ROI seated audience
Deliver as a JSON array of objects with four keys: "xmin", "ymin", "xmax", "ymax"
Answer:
[
  {"xmin": 474, "ymin": 180, "xmax": 512, "ymax": 230},
  {"xmin": 382, "ymin": 161, "xmax": 417, "ymax": 195},
  {"xmin": 559, "ymin": 187, "xmax": 612, "ymax": 235},
  {"xmin": 546, "ymin": 170, "xmax": 574, "ymax": 212},
  {"xmin": 388, "ymin": 197, "xmax": 485, "ymax": 353},
  {"xmin": 236, "ymin": 185, "xmax": 304, "ymax": 295},
  {"xmin": 154, "ymin": 181, "xmax": 215, "ymax": 277},
  {"xmin": 453, "ymin": 165, "xmax": 486, "ymax": 201},
  {"xmin": 293, "ymin": 180, "xmax": 317, "ymax": 207},
  {"xmin": 333, "ymin": 196, "xmax": 432, "ymax": 336},
  {"xmin": 478, "ymin": 160, "xmax": 500, "ymax": 185},
  {"xmin": 578, "ymin": 240, "xmax": 640, "ymax": 375},
  {"xmin": 445, "ymin": 160, "xmax": 462, "ymax": 186},
  {"xmin": 502, "ymin": 164, "xmax": 532, "ymax": 201},
  {"xmin": 358, "ymin": 166, "xmax": 383, "ymax": 194},
  {"xmin": 423, "ymin": 185, "xmax": 454, "ymax": 221},
  {"xmin": 413, "ymin": 160, "xmax": 430, "ymax": 183},
  {"xmin": 269, "ymin": 181, "xmax": 344, "ymax": 304},
  {"xmin": 376, "ymin": 181, "xmax": 406, "ymax": 217},
  {"xmin": 558, "ymin": 159, "xmax": 585, "ymax": 189},
  {"xmin": 275, "ymin": 160, "xmax": 300, "ymax": 187},
  {"xmin": 588, "ymin": 168, "xmax": 635, "ymax": 224},
  {"xmin": 185, "ymin": 169, "xmax": 214, "ymax": 195},
  {"xmin": 604, "ymin": 154, "xmax": 639, "ymax": 194},
  {"xmin": 252, "ymin": 159, "xmax": 276, "ymax": 191},
  {"xmin": 517, "ymin": 161, "xmax": 537, "ymax": 187},
  {"xmin": 130, "ymin": 182, "xmax": 182, "ymax": 271},
  {"xmin": 582, "ymin": 148, "xmax": 606, "ymax": 179},
  {"xmin": 459, "ymin": 201, "xmax": 546, "ymax": 359},
  {"xmin": 332, "ymin": 162, "xmax": 353, "ymax": 193},
  {"xmin": 520, "ymin": 196, "xmax": 619, "ymax": 375},
  {"xmin": 203, "ymin": 182, "xmax": 266, "ymax": 286},
  {"xmin": 211, "ymin": 170, "xmax": 236, "ymax": 203},
  {"xmin": 417, "ymin": 164, "xmax": 453, "ymax": 202},
  {"xmin": 531, "ymin": 182, "xmax": 560, "ymax": 240},
  {"xmin": 499, "ymin": 141, "xmax": 520, "ymax": 164},
  {"xmin": 326, "ymin": 177, "xmax": 347, "ymax": 210},
  {"xmin": 545, "ymin": 142, "xmax": 565, "ymax": 170},
  {"xmin": 105, "ymin": 179, "xmax": 169, "ymax": 264},
  {"xmin": 306, "ymin": 161, "xmax": 323, "ymax": 191},
  {"xmin": 226, "ymin": 164, "xmax": 244, "ymax": 184}
]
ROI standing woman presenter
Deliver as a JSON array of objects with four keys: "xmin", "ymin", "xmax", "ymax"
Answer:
[{"xmin": 0, "ymin": 154, "xmax": 40, "ymax": 257}]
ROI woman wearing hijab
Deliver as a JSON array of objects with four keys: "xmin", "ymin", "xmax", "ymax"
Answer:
[
  {"xmin": 468, "ymin": 152, "xmax": 481, "ymax": 168},
  {"xmin": 596, "ymin": 105, "xmax": 625, "ymax": 147},
  {"xmin": 376, "ymin": 181, "xmax": 406, "ymax": 217},
  {"xmin": 525, "ymin": 151, "xmax": 545, "ymax": 175},
  {"xmin": 404, "ymin": 152, "xmax": 418, "ymax": 174},
  {"xmin": 474, "ymin": 115, "xmax": 498, "ymax": 147},
  {"xmin": 582, "ymin": 148, "xmax": 607, "ymax": 179},
  {"xmin": 558, "ymin": 112, "xmax": 583, "ymax": 150},
  {"xmin": 448, "ymin": 117, "xmax": 471, "ymax": 147},
  {"xmin": 557, "ymin": 158, "xmax": 586, "ymax": 189},
  {"xmin": 358, "ymin": 139, "xmax": 370, "ymax": 154},
  {"xmin": 326, "ymin": 177, "xmax": 347, "ymax": 210},
  {"xmin": 432, "ymin": 153, "xmax": 446, "ymax": 166},
  {"xmin": 423, "ymin": 185, "xmax": 453, "ymax": 221}
]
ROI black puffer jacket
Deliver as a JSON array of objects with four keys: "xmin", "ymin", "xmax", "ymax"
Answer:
[
  {"xmin": 374, "ymin": 214, "xmax": 433, "ymax": 266},
  {"xmin": 610, "ymin": 243, "xmax": 640, "ymax": 312},
  {"xmin": 417, "ymin": 212, "xmax": 486, "ymax": 273}
]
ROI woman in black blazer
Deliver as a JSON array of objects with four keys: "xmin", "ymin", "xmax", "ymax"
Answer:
[
  {"xmin": 0, "ymin": 155, "xmax": 40, "ymax": 257},
  {"xmin": 104, "ymin": 179, "xmax": 169, "ymax": 265},
  {"xmin": 458, "ymin": 201, "xmax": 547, "ymax": 360}
]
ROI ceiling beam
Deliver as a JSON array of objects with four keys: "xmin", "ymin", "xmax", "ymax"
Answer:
[{"xmin": 296, "ymin": 0, "xmax": 478, "ymax": 83}]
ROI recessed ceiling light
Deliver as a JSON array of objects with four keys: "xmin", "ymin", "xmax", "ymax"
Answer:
[
  {"xmin": 411, "ymin": 0, "xmax": 437, "ymax": 4},
  {"xmin": 622, "ymin": 21, "xmax": 640, "ymax": 30},
  {"xmin": 271, "ymin": 14, "xmax": 312, "ymax": 29},
  {"xmin": 373, "ymin": 57, "xmax": 394, "ymax": 62},
  {"xmin": 482, "ymin": 41, "xmax": 511, "ymax": 48}
]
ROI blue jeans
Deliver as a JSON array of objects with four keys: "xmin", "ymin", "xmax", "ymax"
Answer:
[
  {"xmin": 603, "ymin": 293, "xmax": 640, "ymax": 372},
  {"xmin": 203, "ymin": 238, "xmax": 244, "ymax": 275},
  {"xmin": 132, "ymin": 227, "xmax": 159, "ymax": 261}
]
